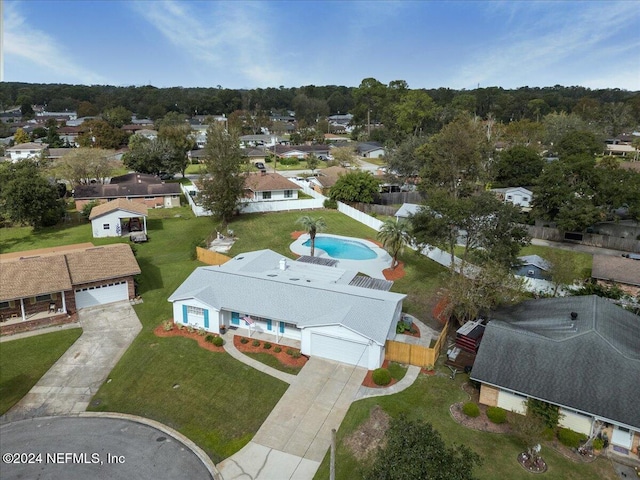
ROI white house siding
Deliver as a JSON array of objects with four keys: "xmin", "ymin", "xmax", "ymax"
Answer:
[
  {"xmin": 497, "ymin": 390, "xmax": 528, "ymax": 414},
  {"xmin": 558, "ymin": 408, "xmax": 593, "ymax": 436},
  {"xmin": 503, "ymin": 188, "xmax": 532, "ymax": 209},
  {"xmin": 91, "ymin": 211, "xmax": 124, "ymax": 238},
  {"xmin": 172, "ymin": 299, "xmax": 220, "ymax": 333},
  {"xmin": 251, "ymin": 189, "xmax": 299, "ymax": 201},
  {"xmin": 301, "ymin": 324, "xmax": 383, "ymax": 370}
]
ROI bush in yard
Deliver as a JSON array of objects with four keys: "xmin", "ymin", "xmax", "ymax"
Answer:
[
  {"xmin": 372, "ymin": 368, "xmax": 392, "ymax": 386},
  {"xmin": 592, "ymin": 438, "xmax": 605, "ymax": 450},
  {"xmin": 205, "ymin": 334, "xmax": 215, "ymax": 343},
  {"xmin": 323, "ymin": 198, "xmax": 337, "ymax": 209},
  {"xmin": 462, "ymin": 402, "xmax": 480, "ymax": 418},
  {"xmin": 240, "ymin": 337, "xmax": 249, "ymax": 344},
  {"xmin": 291, "ymin": 351, "xmax": 301, "ymax": 359},
  {"xmin": 252, "ymin": 340, "xmax": 260, "ymax": 347},
  {"xmin": 557, "ymin": 427, "xmax": 587, "ymax": 448},
  {"xmin": 286, "ymin": 348, "xmax": 295, "ymax": 356},
  {"xmin": 212, "ymin": 336, "xmax": 223, "ymax": 347},
  {"xmin": 542, "ymin": 427, "xmax": 555, "ymax": 441},
  {"xmin": 273, "ymin": 346, "xmax": 281, "ymax": 353},
  {"xmin": 279, "ymin": 157, "xmax": 299, "ymax": 166},
  {"xmin": 263, "ymin": 342, "xmax": 272, "ymax": 349},
  {"xmin": 162, "ymin": 320, "xmax": 173, "ymax": 332},
  {"xmin": 486, "ymin": 406, "xmax": 507, "ymax": 424}
]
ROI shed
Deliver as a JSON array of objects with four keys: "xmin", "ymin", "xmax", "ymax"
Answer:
[{"xmin": 89, "ymin": 199, "xmax": 148, "ymax": 238}]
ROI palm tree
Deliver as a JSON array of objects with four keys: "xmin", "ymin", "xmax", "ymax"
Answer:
[
  {"xmin": 377, "ymin": 219, "xmax": 411, "ymax": 269},
  {"xmin": 296, "ymin": 215, "xmax": 327, "ymax": 257}
]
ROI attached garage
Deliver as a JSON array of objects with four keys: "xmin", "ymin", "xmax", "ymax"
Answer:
[
  {"xmin": 310, "ymin": 333, "xmax": 369, "ymax": 367},
  {"xmin": 75, "ymin": 281, "xmax": 129, "ymax": 309}
]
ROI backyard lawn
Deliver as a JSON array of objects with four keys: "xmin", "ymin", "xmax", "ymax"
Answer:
[
  {"xmin": 0, "ymin": 328, "xmax": 83, "ymax": 415},
  {"xmin": 313, "ymin": 367, "xmax": 616, "ymax": 480}
]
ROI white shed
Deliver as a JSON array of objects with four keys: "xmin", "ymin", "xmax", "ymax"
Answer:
[{"xmin": 89, "ymin": 199, "xmax": 148, "ymax": 238}]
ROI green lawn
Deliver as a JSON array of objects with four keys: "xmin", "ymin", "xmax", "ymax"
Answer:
[
  {"xmin": 520, "ymin": 244, "xmax": 593, "ymax": 279},
  {"xmin": 314, "ymin": 368, "xmax": 615, "ymax": 480},
  {"xmin": 0, "ymin": 328, "xmax": 83, "ymax": 415},
  {"xmin": 185, "ymin": 163, "xmax": 206, "ymax": 175},
  {"xmin": 244, "ymin": 352, "xmax": 303, "ymax": 375}
]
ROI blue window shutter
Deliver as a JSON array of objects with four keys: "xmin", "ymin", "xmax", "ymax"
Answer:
[
  {"xmin": 182, "ymin": 305, "xmax": 188, "ymax": 324},
  {"xmin": 266, "ymin": 319, "xmax": 272, "ymax": 331},
  {"xmin": 279, "ymin": 322, "xmax": 285, "ymax": 334},
  {"xmin": 204, "ymin": 309, "xmax": 209, "ymax": 329}
]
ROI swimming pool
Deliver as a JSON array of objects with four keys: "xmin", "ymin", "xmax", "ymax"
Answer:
[{"xmin": 303, "ymin": 236, "xmax": 377, "ymax": 260}]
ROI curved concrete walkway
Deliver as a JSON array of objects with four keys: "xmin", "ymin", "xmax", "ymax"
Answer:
[
  {"xmin": 1, "ymin": 301, "xmax": 141, "ymax": 422},
  {"xmin": 355, "ymin": 365, "xmax": 421, "ymax": 400}
]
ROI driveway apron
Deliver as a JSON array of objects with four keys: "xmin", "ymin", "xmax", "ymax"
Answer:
[
  {"xmin": 217, "ymin": 357, "xmax": 367, "ymax": 480},
  {"xmin": 1, "ymin": 301, "xmax": 141, "ymax": 422}
]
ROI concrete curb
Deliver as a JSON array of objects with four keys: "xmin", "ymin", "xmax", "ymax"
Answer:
[
  {"xmin": 221, "ymin": 331, "xmax": 296, "ymax": 384},
  {"xmin": 354, "ymin": 365, "xmax": 421, "ymax": 400}
]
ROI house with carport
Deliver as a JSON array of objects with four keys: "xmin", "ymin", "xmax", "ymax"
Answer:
[
  {"xmin": 471, "ymin": 295, "xmax": 640, "ymax": 460},
  {"xmin": 89, "ymin": 198, "xmax": 148, "ymax": 238},
  {"xmin": 168, "ymin": 249, "xmax": 406, "ymax": 369}
]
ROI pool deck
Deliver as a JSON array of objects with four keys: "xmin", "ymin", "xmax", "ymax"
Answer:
[{"xmin": 290, "ymin": 234, "xmax": 393, "ymax": 279}]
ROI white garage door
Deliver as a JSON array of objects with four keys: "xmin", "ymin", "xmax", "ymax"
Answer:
[
  {"xmin": 75, "ymin": 281, "xmax": 129, "ymax": 309},
  {"xmin": 310, "ymin": 333, "xmax": 368, "ymax": 366}
]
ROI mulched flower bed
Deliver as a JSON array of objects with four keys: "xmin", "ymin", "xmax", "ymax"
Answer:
[
  {"xmin": 361, "ymin": 360, "xmax": 400, "ymax": 388},
  {"xmin": 398, "ymin": 323, "xmax": 420, "ymax": 338},
  {"xmin": 290, "ymin": 230, "xmax": 305, "ymax": 239},
  {"xmin": 517, "ymin": 452, "xmax": 548, "ymax": 473},
  {"xmin": 153, "ymin": 323, "xmax": 225, "ymax": 352},
  {"xmin": 383, "ymin": 261, "xmax": 406, "ymax": 281},
  {"xmin": 233, "ymin": 336, "xmax": 308, "ymax": 368}
]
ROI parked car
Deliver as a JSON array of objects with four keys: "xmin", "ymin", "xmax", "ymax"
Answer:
[
  {"xmin": 255, "ymin": 162, "xmax": 266, "ymax": 170},
  {"xmin": 158, "ymin": 172, "xmax": 174, "ymax": 180}
]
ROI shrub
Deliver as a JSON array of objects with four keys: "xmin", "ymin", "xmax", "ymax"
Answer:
[
  {"xmin": 372, "ymin": 368, "xmax": 392, "ymax": 386},
  {"xmin": 286, "ymin": 348, "xmax": 295, "ymax": 356},
  {"xmin": 212, "ymin": 336, "xmax": 224, "ymax": 347},
  {"xmin": 542, "ymin": 427, "xmax": 555, "ymax": 441},
  {"xmin": 486, "ymin": 406, "xmax": 507, "ymax": 424},
  {"xmin": 273, "ymin": 346, "xmax": 282, "ymax": 353},
  {"xmin": 263, "ymin": 342, "xmax": 272, "ymax": 349},
  {"xmin": 177, "ymin": 324, "xmax": 184, "ymax": 331},
  {"xmin": 162, "ymin": 320, "xmax": 174, "ymax": 332},
  {"xmin": 198, "ymin": 328, "xmax": 207, "ymax": 336},
  {"xmin": 186, "ymin": 325, "xmax": 195, "ymax": 334},
  {"xmin": 252, "ymin": 340, "xmax": 260, "ymax": 347},
  {"xmin": 279, "ymin": 157, "xmax": 300, "ymax": 166},
  {"xmin": 462, "ymin": 402, "xmax": 480, "ymax": 418},
  {"xmin": 291, "ymin": 351, "xmax": 301, "ymax": 359},
  {"xmin": 323, "ymin": 198, "xmax": 338, "ymax": 209},
  {"xmin": 557, "ymin": 427, "xmax": 587, "ymax": 448},
  {"xmin": 205, "ymin": 334, "xmax": 215, "ymax": 343},
  {"xmin": 592, "ymin": 438, "xmax": 605, "ymax": 450},
  {"xmin": 240, "ymin": 337, "xmax": 249, "ymax": 344},
  {"xmin": 396, "ymin": 322, "xmax": 407, "ymax": 334}
]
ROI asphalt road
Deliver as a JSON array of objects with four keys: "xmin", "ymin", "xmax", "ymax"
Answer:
[{"xmin": 0, "ymin": 416, "xmax": 214, "ymax": 480}]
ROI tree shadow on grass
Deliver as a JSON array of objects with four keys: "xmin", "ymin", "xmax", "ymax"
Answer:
[
  {"xmin": 0, "ymin": 373, "xmax": 31, "ymax": 415},
  {"xmin": 135, "ymin": 257, "xmax": 164, "ymax": 294}
]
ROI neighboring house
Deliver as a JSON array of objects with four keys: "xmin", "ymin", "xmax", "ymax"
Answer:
[
  {"xmin": 491, "ymin": 187, "xmax": 533, "ymax": 210},
  {"xmin": 168, "ymin": 249, "xmax": 406, "ymax": 369},
  {"xmin": 134, "ymin": 129, "xmax": 158, "ymax": 140},
  {"xmin": 591, "ymin": 254, "xmax": 640, "ymax": 297},
  {"xmin": 243, "ymin": 172, "xmax": 300, "ymax": 202},
  {"xmin": 471, "ymin": 296, "xmax": 640, "ymax": 459},
  {"xmin": 0, "ymin": 243, "xmax": 140, "ymax": 333},
  {"xmin": 239, "ymin": 134, "xmax": 284, "ymax": 147},
  {"xmin": 308, "ymin": 166, "xmax": 350, "ymax": 195},
  {"xmin": 269, "ymin": 144, "xmax": 308, "ymax": 159},
  {"xmin": 73, "ymin": 173, "xmax": 181, "ymax": 210},
  {"xmin": 296, "ymin": 144, "xmax": 332, "ymax": 160},
  {"xmin": 394, "ymin": 203, "xmax": 421, "ymax": 221},
  {"xmin": 6, "ymin": 142, "xmax": 49, "ymax": 162},
  {"xmin": 188, "ymin": 149, "xmax": 207, "ymax": 163},
  {"xmin": 89, "ymin": 199, "xmax": 148, "ymax": 238},
  {"xmin": 514, "ymin": 255, "xmax": 551, "ymax": 280},
  {"xmin": 57, "ymin": 126, "xmax": 81, "ymax": 146},
  {"xmin": 356, "ymin": 142, "xmax": 385, "ymax": 159},
  {"xmin": 46, "ymin": 148, "xmax": 75, "ymax": 162}
]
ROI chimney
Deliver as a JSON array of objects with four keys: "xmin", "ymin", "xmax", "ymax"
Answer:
[
  {"xmin": 570, "ymin": 312, "xmax": 578, "ymax": 320},
  {"xmin": 279, "ymin": 258, "xmax": 287, "ymax": 271}
]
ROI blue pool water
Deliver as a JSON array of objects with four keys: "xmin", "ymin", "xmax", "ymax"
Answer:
[{"xmin": 303, "ymin": 236, "xmax": 377, "ymax": 260}]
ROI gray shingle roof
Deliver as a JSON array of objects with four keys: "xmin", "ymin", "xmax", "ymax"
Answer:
[
  {"xmin": 471, "ymin": 295, "xmax": 640, "ymax": 429},
  {"xmin": 518, "ymin": 255, "xmax": 551, "ymax": 271},
  {"xmin": 168, "ymin": 250, "xmax": 405, "ymax": 345}
]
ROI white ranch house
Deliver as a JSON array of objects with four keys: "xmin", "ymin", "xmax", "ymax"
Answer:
[{"xmin": 168, "ymin": 249, "xmax": 406, "ymax": 369}]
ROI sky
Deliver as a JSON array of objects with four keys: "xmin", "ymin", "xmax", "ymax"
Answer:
[{"xmin": 2, "ymin": 0, "xmax": 640, "ymax": 91}]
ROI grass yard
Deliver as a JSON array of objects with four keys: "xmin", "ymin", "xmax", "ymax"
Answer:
[
  {"xmin": 0, "ymin": 328, "xmax": 83, "ymax": 415},
  {"xmin": 314, "ymin": 367, "xmax": 616, "ymax": 480},
  {"xmin": 244, "ymin": 352, "xmax": 303, "ymax": 375},
  {"xmin": 520, "ymin": 244, "xmax": 593, "ymax": 280}
]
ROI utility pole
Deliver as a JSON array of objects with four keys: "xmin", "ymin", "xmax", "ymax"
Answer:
[{"xmin": 367, "ymin": 109, "xmax": 371, "ymax": 139}]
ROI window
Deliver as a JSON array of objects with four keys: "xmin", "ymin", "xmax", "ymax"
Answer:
[
  {"xmin": 262, "ymin": 191, "xmax": 271, "ymax": 200},
  {"xmin": 283, "ymin": 322, "xmax": 296, "ymax": 329},
  {"xmin": 527, "ymin": 270, "xmax": 535, "ymax": 276},
  {"xmin": 187, "ymin": 305, "xmax": 204, "ymax": 316},
  {"xmin": 0, "ymin": 301, "xmax": 9, "ymax": 309},
  {"xmin": 103, "ymin": 224, "xmax": 110, "ymax": 230},
  {"xmin": 35, "ymin": 294, "xmax": 52, "ymax": 302},
  {"xmin": 506, "ymin": 195, "xmax": 513, "ymax": 200},
  {"xmin": 284, "ymin": 190, "xmax": 293, "ymax": 198},
  {"xmin": 523, "ymin": 197, "xmax": 529, "ymax": 201}
]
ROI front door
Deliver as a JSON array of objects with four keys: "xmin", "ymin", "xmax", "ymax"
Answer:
[{"xmin": 231, "ymin": 311, "xmax": 240, "ymax": 326}]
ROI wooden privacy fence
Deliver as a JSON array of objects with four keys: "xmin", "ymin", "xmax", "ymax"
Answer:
[
  {"xmin": 196, "ymin": 247, "xmax": 231, "ymax": 266},
  {"xmin": 385, "ymin": 321, "xmax": 451, "ymax": 368}
]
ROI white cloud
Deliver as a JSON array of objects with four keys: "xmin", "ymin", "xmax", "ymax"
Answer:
[
  {"xmin": 132, "ymin": 0, "xmax": 284, "ymax": 87},
  {"xmin": 3, "ymin": 1, "xmax": 107, "ymax": 84},
  {"xmin": 455, "ymin": 2, "xmax": 640, "ymax": 89}
]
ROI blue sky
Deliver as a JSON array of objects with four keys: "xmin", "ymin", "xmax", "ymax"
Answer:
[{"xmin": 3, "ymin": 0, "xmax": 639, "ymax": 90}]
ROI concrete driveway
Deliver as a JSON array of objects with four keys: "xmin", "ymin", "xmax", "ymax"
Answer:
[
  {"xmin": 1, "ymin": 301, "xmax": 141, "ymax": 421},
  {"xmin": 217, "ymin": 358, "xmax": 367, "ymax": 480}
]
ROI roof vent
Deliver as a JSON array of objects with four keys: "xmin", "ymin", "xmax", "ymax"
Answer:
[
  {"xmin": 279, "ymin": 258, "xmax": 288, "ymax": 271},
  {"xmin": 570, "ymin": 312, "xmax": 578, "ymax": 320}
]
